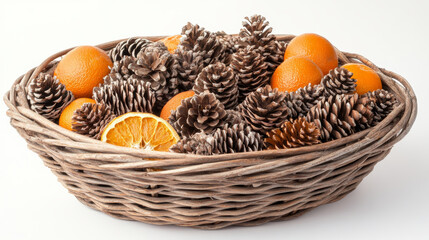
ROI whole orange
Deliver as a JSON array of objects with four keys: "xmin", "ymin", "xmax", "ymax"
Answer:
[
  {"xmin": 54, "ymin": 46, "xmax": 112, "ymax": 98},
  {"xmin": 158, "ymin": 35, "xmax": 182, "ymax": 53},
  {"xmin": 59, "ymin": 98, "xmax": 96, "ymax": 131},
  {"xmin": 284, "ymin": 33, "xmax": 338, "ymax": 75},
  {"xmin": 160, "ymin": 90, "xmax": 195, "ymax": 120},
  {"xmin": 342, "ymin": 63, "xmax": 382, "ymax": 95},
  {"xmin": 271, "ymin": 56, "xmax": 323, "ymax": 92}
]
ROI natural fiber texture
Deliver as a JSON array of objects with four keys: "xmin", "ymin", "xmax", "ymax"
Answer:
[
  {"xmin": 265, "ymin": 117, "xmax": 321, "ymax": 149},
  {"xmin": 27, "ymin": 73, "xmax": 74, "ymax": 121},
  {"xmin": 169, "ymin": 91, "xmax": 227, "ymax": 137},
  {"xmin": 5, "ymin": 35, "xmax": 417, "ymax": 230},
  {"xmin": 193, "ymin": 62, "xmax": 239, "ymax": 109},
  {"xmin": 72, "ymin": 102, "xmax": 115, "ymax": 140}
]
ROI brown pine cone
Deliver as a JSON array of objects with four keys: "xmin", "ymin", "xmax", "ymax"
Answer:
[
  {"xmin": 27, "ymin": 73, "xmax": 74, "ymax": 121},
  {"xmin": 286, "ymin": 83, "xmax": 324, "ymax": 118},
  {"xmin": 306, "ymin": 94, "xmax": 374, "ymax": 142},
  {"xmin": 108, "ymin": 37, "xmax": 152, "ymax": 62},
  {"xmin": 93, "ymin": 78, "xmax": 156, "ymax": 116},
  {"xmin": 72, "ymin": 102, "xmax": 115, "ymax": 139},
  {"xmin": 215, "ymin": 31, "xmax": 238, "ymax": 64},
  {"xmin": 363, "ymin": 89, "xmax": 398, "ymax": 124},
  {"xmin": 238, "ymin": 14, "xmax": 282, "ymax": 73},
  {"xmin": 169, "ymin": 132, "xmax": 214, "ymax": 155},
  {"xmin": 193, "ymin": 62, "xmax": 239, "ymax": 109},
  {"xmin": 231, "ymin": 45, "xmax": 270, "ymax": 102},
  {"xmin": 179, "ymin": 23, "xmax": 226, "ymax": 66},
  {"xmin": 180, "ymin": 22, "xmax": 206, "ymax": 49},
  {"xmin": 128, "ymin": 47, "xmax": 179, "ymax": 107},
  {"xmin": 265, "ymin": 40, "xmax": 287, "ymax": 73},
  {"xmin": 213, "ymin": 123, "xmax": 264, "ymax": 153},
  {"xmin": 175, "ymin": 48, "xmax": 205, "ymax": 91},
  {"xmin": 264, "ymin": 117, "xmax": 321, "ymax": 149},
  {"xmin": 239, "ymin": 14, "xmax": 276, "ymax": 48},
  {"xmin": 239, "ymin": 85, "xmax": 291, "ymax": 135},
  {"xmin": 169, "ymin": 91, "xmax": 227, "ymax": 137},
  {"xmin": 320, "ymin": 67, "xmax": 357, "ymax": 97},
  {"xmin": 225, "ymin": 109, "xmax": 246, "ymax": 126}
]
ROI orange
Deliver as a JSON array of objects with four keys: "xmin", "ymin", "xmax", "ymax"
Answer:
[
  {"xmin": 342, "ymin": 63, "xmax": 382, "ymax": 95},
  {"xmin": 59, "ymin": 98, "xmax": 96, "ymax": 131},
  {"xmin": 160, "ymin": 90, "xmax": 195, "ymax": 120},
  {"xmin": 271, "ymin": 56, "xmax": 323, "ymax": 92},
  {"xmin": 158, "ymin": 35, "xmax": 182, "ymax": 53},
  {"xmin": 54, "ymin": 46, "xmax": 112, "ymax": 98},
  {"xmin": 284, "ymin": 33, "xmax": 338, "ymax": 75},
  {"xmin": 101, "ymin": 112, "xmax": 180, "ymax": 151}
]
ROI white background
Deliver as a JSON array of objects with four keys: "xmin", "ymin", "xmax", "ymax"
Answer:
[{"xmin": 1, "ymin": 0, "xmax": 428, "ymax": 239}]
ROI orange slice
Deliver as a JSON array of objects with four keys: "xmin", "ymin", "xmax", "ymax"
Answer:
[{"xmin": 100, "ymin": 112, "xmax": 180, "ymax": 151}]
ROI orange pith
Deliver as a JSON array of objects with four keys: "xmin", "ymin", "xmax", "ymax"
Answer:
[{"xmin": 101, "ymin": 112, "xmax": 180, "ymax": 152}]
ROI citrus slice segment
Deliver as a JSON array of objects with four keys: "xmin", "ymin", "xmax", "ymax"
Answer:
[{"xmin": 100, "ymin": 112, "xmax": 180, "ymax": 151}]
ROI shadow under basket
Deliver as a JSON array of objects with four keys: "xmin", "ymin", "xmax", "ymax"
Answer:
[{"xmin": 4, "ymin": 35, "xmax": 417, "ymax": 230}]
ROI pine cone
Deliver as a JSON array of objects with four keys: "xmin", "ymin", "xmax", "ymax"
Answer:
[
  {"xmin": 193, "ymin": 62, "xmax": 239, "ymax": 109},
  {"xmin": 128, "ymin": 47, "xmax": 179, "ymax": 107},
  {"xmin": 109, "ymin": 37, "xmax": 152, "ymax": 62},
  {"xmin": 286, "ymin": 83, "xmax": 324, "ymax": 118},
  {"xmin": 170, "ymin": 132, "xmax": 214, "ymax": 155},
  {"xmin": 175, "ymin": 48, "xmax": 205, "ymax": 91},
  {"xmin": 239, "ymin": 14, "xmax": 281, "ymax": 74},
  {"xmin": 180, "ymin": 22, "xmax": 206, "ymax": 49},
  {"xmin": 169, "ymin": 91, "xmax": 227, "ymax": 137},
  {"xmin": 239, "ymin": 14, "xmax": 276, "ymax": 48},
  {"xmin": 231, "ymin": 45, "xmax": 270, "ymax": 102},
  {"xmin": 212, "ymin": 123, "xmax": 264, "ymax": 153},
  {"xmin": 306, "ymin": 94, "xmax": 374, "ymax": 142},
  {"xmin": 320, "ymin": 67, "xmax": 357, "ymax": 97},
  {"xmin": 225, "ymin": 109, "xmax": 245, "ymax": 126},
  {"xmin": 363, "ymin": 89, "xmax": 397, "ymax": 124},
  {"xmin": 265, "ymin": 40, "xmax": 287, "ymax": 73},
  {"xmin": 93, "ymin": 78, "xmax": 156, "ymax": 116},
  {"xmin": 105, "ymin": 55, "xmax": 135, "ymax": 83},
  {"xmin": 27, "ymin": 73, "xmax": 74, "ymax": 121},
  {"xmin": 215, "ymin": 31, "xmax": 238, "ymax": 64},
  {"xmin": 72, "ymin": 102, "xmax": 115, "ymax": 139},
  {"xmin": 179, "ymin": 23, "xmax": 226, "ymax": 66},
  {"xmin": 239, "ymin": 85, "xmax": 291, "ymax": 135},
  {"xmin": 264, "ymin": 117, "xmax": 321, "ymax": 149}
]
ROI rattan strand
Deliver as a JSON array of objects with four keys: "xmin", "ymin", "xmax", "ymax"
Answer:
[{"xmin": 4, "ymin": 35, "xmax": 417, "ymax": 229}]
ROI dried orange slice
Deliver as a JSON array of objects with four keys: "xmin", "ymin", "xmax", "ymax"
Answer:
[{"xmin": 100, "ymin": 112, "xmax": 180, "ymax": 151}]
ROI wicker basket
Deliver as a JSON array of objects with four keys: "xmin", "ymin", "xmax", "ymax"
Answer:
[{"xmin": 4, "ymin": 35, "xmax": 417, "ymax": 229}]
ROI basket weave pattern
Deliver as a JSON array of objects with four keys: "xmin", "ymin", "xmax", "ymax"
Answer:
[{"xmin": 4, "ymin": 35, "xmax": 417, "ymax": 229}]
